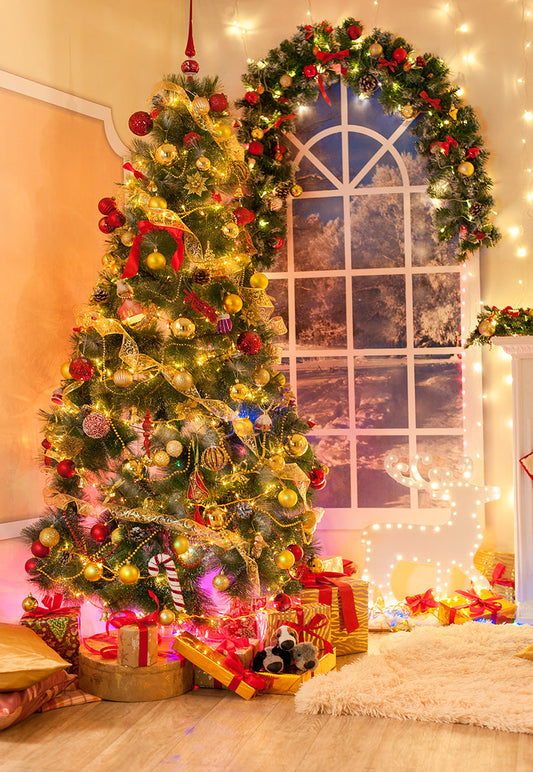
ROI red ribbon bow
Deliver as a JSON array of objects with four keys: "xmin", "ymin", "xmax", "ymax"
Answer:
[
  {"xmin": 440, "ymin": 135, "xmax": 458, "ymax": 155},
  {"xmin": 22, "ymin": 593, "xmax": 76, "ymax": 619},
  {"xmin": 454, "ymin": 588, "xmax": 503, "ymax": 622},
  {"xmin": 122, "ymin": 162, "xmax": 147, "ymax": 182},
  {"xmin": 420, "ymin": 90, "xmax": 442, "ymax": 112},
  {"xmin": 316, "ymin": 49, "xmax": 349, "ymax": 65},
  {"xmin": 274, "ymin": 113, "xmax": 296, "ymax": 129},
  {"xmin": 491, "ymin": 563, "xmax": 515, "ymax": 588},
  {"xmin": 405, "ymin": 589, "xmax": 438, "ymax": 615},
  {"xmin": 223, "ymin": 651, "xmax": 271, "ymax": 692},
  {"xmin": 378, "ymin": 57, "xmax": 398, "ymax": 72},
  {"xmin": 299, "ymin": 559, "xmax": 359, "ymax": 633},
  {"xmin": 122, "ymin": 220, "xmax": 185, "ymax": 279},
  {"xmin": 290, "ymin": 607, "xmax": 333, "ymax": 654},
  {"xmin": 304, "ymin": 24, "xmax": 314, "ymax": 40},
  {"xmin": 206, "ymin": 632, "xmax": 253, "ymax": 655}
]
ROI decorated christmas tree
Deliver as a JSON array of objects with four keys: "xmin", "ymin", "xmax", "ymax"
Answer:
[{"xmin": 21, "ymin": 73, "xmax": 327, "ymax": 627}]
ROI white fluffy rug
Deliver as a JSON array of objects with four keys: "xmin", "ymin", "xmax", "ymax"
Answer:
[{"xmin": 294, "ymin": 623, "xmax": 533, "ymax": 733}]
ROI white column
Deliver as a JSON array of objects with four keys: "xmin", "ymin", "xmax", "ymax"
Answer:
[{"xmin": 492, "ymin": 336, "xmax": 533, "ymax": 624}]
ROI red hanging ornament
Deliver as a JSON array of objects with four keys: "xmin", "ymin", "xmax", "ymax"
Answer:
[
  {"xmin": 183, "ymin": 131, "xmax": 201, "ymax": 148},
  {"xmin": 187, "ymin": 470, "xmax": 209, "ymax": 501},
  {"xmin": 272, "ymin": 237, "xmax": 285, "ymax": 249},
  {"xmin": 393, "ymin": 47, "xmax": 408, "ymax": 63},
  {"xmin": 57, "ymin": 459, "xmax": 76, "ymax": 478},
  {"xmin": 303, "ymin": 64, "xmax": 317, "ymax": 78},
  {"xmin": 98, "ymin": 216, "xmax": 115, "ymax": 234},
  {"xmin": 237, "ymin": 331, "xmax": 262, "ymax": 354},
  {"xmin": 98, "ymin": 197, "xmax": 116, "ymax": 215},
  {"xmin": 106, "ymin": 210, "xmax": 126, "ymax": 229},
  {"xmin": 90, "ymin": 523, "xmax": 110, "ymax": 542},
  {"xmin": 182, "ymin": 0, "xmax": 199, "ymax": 75},
  {"xmin": 248, "ymin": 141, "xmax": 263, "ymax": 156},
  {"xmin": 142, "ymin": 409, "xmax": 152, "ymax": 456},
  {"xmin": 287, "ymin": 544, "xmax": 304, "ymax": 563},
  {"xmin": 31, "ymin": 540, "xmax": 50, "ymax": 558},
  {"xmin": 69, "ymin": 356, "xmax": 94, "ymax": 381},
  {"xmin": 128, "ymin": 111, "xmax": 153, "ymax": 136},
  {"xmin": 233, "ymin": 207, "xmax": 255, "ymax": 226},
  {"xmin": 273, "ymin": 592, "xmax": 292, "ymax": 611},
  {"xmin": 308, "ymin": 467, "xmax": 327, "ymax": 489},
  {"xmin": 209, "ymin": 93, "xmax": 228, "ymax": 112},
  {"xmin": 181, "ymin": 59, "xmax": 199, "ymax": 73},
  {"xmin": 245, "ymin": 91, "xmax": 259, "ymax": 105},
  {"xmin": 347, "ymin": 24, "xmax": 362, "ymax": 39},
  {"xmin": 25, "ymin": 557, "xmax": 39, "ymax": 573}
]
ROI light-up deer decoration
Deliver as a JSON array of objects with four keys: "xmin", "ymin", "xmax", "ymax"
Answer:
[{"xmin": 361, "ymin": 454, "xmax": 500, "ymax": 603}]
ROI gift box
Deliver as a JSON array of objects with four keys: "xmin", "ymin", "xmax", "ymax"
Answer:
[
  {"xmin": 263, "ymin": 603, "xmax": 332, "ymax": 652},
  {"xmin": 474, "ymin": 549, "xmax": 515, "ymax": 602},
  {"xmin": 438, "ymin": 588, "xmax": 517, "ymax": 625},
  {"xmin": 193, "ymin": 636, "xmax": 260, "ymax": 689},
  {"xmin": 219, "ymin": 597, "xmax": 268, "ymax": 641},
  {"xmin": 316, "ymin": 556, "xmax": 344, "ymax": 574},
  {"xmin": 20, "ymin": 595, "xmax": 80, "ymax": 674},
  {"xmin": 404, "ymin": 589, "xmax": 439, "ymax": 616},
  {"xmin": 490, "ymin": 563, "xmax": 516, "ymax": 602},
  {"xmin": 173, "ymin": 632, "xmax": 269, "ymax": 700},
  {"xmin": 261, "ymin": 649, "xmax": 336, "ymax": 696},
  {"xmin": 117, "ymin": 624, "xmax": 158, "ymax": 668},
  {"xmin": 300, "ymin": 562, "xmax": 368, "ymax": 654}
]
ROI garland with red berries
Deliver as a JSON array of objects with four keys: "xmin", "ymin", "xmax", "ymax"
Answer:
[
  {"xmin": 466, "ymin": 305, "xmax": 533, "ymax": 347},
  {"xmin": 236, "ymin": 18, "xmax": 500, "ymax": 268}
]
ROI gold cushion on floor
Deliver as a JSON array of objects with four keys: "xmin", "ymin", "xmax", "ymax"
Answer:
[{"xmin": 0, "ymin": 623, "xmax": 70, "ymax": 691}]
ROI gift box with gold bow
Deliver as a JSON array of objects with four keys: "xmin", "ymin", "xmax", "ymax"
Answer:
[
  {"xmin": 438, "ymin": 588, "xmax": 517, "ymax": 625},
  {"xmin": 20, "ymin": 594, "xmax": 80, "ymax": 673}
]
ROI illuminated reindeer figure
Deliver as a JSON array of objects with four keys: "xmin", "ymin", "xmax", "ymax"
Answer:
[{"xmin": 362, "ymin": 454, "xmax": 500, "ymax": 602}]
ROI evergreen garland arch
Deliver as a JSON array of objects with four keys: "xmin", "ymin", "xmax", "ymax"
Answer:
[{"xmin": 235, "ymin": 18, "xmax": 500, "ymax": 268}]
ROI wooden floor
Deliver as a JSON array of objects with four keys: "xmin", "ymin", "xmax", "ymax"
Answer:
[{"xmin": 1, "ymin": 637, "xmax": 533, "ymax": 772}]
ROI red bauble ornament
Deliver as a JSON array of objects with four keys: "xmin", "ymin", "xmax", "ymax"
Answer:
[
  {"xmin": 209, "ymin": 93, "xmax": 228, "ymax": 112},
  {"xmin": 308, "ymin": 467, "xmax": 327, "ymax": 489},
  {"xmin": 98, "ymin": 216, "xmax": 115, "ymax": 234},
  {"xmin": 393, "ymin": 47, "xmax": 408, "ymax": 63},
  {"xmin": 57, "ymin": 459, "xmax": 76, "ymax": 478},
  {"xmin": 90, "ymin": 523, "xmax": 110, "ymax": 542},
  {"xmin": 303, "ymin": 64, "xmax": 317, "ymax": 78},
  {"xmin": 233, "ymin": 207, "xmax": 255, "ymax": 226},
  {"xmin": 274, "ymin": 143, "xmax": 287, "ymax": 157},
  {"xmin": 98, "ymin": 197, "xmax": 116, "ymax": 215},
  {"xmin": 244, "ymin": 91, "xmax": 258, "ymax": 105},
  {"xmin": 31, "ymin": 540, "xmax": 50, "ymax": 558},
  {"xmin": 25, "ymin": 557, "xmax": 39, "ymax": 573},
  {"xmin": 82, "ymin": 412, "xmax": 111, "ymax": 439},
  {"xmin": 69, "ymin": 356, "xmax": 95, "ymax": 381},
  {"xmin": 272, "ymin": 237, "xmax": 285, "ymax": 249},
  {"xmin": 106, "ymin": 210, "xmax": 126, "ymax": 229},
  {"xmin": 248, "ymin": 141, "xmax": 264, "ymax": 156},
  {"xmin": 128, "ymin": 111, "xmax": 153, "ymax": 136},
  {"xmin": 181, "ymin": 59, "xmax": 199, "ymax": 73},
  {"xmin": 273, "ymin": 592, "xmax": 292, "ymax": 612},
  {"xmin": 347, "ymin": 24, "xmax": 362, "ymax": 39},
  {"xmin": 183, "ymin": 132, "xmax": 201, "ymax": 148},
  {"xmin": 287, "ymin": 544, "xmax": 304, "ymax": 563},
  {"xmin": 237, "ymin": 331, "xmax": 262, "ymax": 355}
]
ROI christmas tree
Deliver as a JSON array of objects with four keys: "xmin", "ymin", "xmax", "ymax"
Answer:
[{"xmin": 22, "ymin": 75, "xmax": 327, "ymax": 627}]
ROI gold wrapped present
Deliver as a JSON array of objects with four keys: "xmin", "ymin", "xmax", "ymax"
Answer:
[
  {"xmin": 301, "ymin": 574, "xmax": 368, "ymax": 655},
  {"xmin": 172, "ymin": 632, "xmax": 268, "ymax": 700},
  {"xmin": 474, "ymin": 549, "xmax": 515, "ymax": 596},
  {"xmin": 262, "ymin": 650, "xmax": 336, "ymax": 695},
  {"xmin": 194, "ymin": 637, "xmax": 260, "ymax": 689},
  {"xmin": 313, "ymin": 556, "xmax": 344, "ymax": 574},
  {"xmin": 438, "ymin": 588, "xmax": 517, "ymax": 625},
  {"xmin": 264, "ymin": 603, "xmax": 331, "ymax": 652},
  {"xmin": 117, "ymin": 623, "xmax": 158, "ymax": 668}
]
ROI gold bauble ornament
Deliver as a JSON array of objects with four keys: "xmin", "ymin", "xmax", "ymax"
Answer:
[
  {"xmin": 166, "ymin": 440, "xmax": 183, "ymax": 457},
  {"xmin": 212, "ymin": 572, "xmax": 230, "ymax": 591},
  {"xmin": 39, "ymin": 526, "xmax": 60, "ymax": 547},
  {"xmin": 173, "ymin": 370, "xmax": 194, "ymax": 391},
  {"xmin": 249, "ymin": 272, "xmax": 269, "ymax": 289},
  {"xmin": 113, "ymin": 369, "xmax": 133, "ymax": 387},
  {"xmin": 248, "ymin": 158, "xmax": 256, "ymax": 169},
  {"xmin": 251, "ymin": 128, "xmax": 264, "ymax": 140},
  {"xmin": 172, "ymin": 534, "xmax": 190, "ymax": 554},
  {"xmin": 215, "ymin": 123, "xmax": 232, "ymax": 139},
  {"xmin": 268, "ymin": 454, "xmax": 286, "ymax": 474},
  {"xmin": 280, "ymin": 73, "xmax": 293, "ymax": 88},
  {"xmin": 171, "ymin": 317, "xmax": 196, "ymax": 338},
  {"xmin": 223, "ymin": 293, "xmax": 243, "ymax": 313},
  {"xmin": 291, "ymin": 184, "xmax": 303, "ymax": 197},
  {"xmin": 201, "ymin": 445, "xmax": 229, "ymax": 471},
  {"xmin": 301, "ymin": 509, "xmax": 317, "ymax": 531},
  {"xmin": 22, "ymin": 594, "xmax": 38, "ymax": 612},
  {"xmin": 308, "ymin": 556, "xmax": 323, "ymax": 573},
  {"xmin": 207, "ymin": 507, "xmax": 226, "ymax": 529},
  {"xmin": 369, "ymin": 42, "xmax": 383, "ymax": 56},
  {"xmin": 118, "ymin": 564, "xmax": 140, "ymax": 584},
  {"xmin": 101, "ymin": 252, "xmax": 117, "ymax": 268},
  {"xmin": 401, "ymin": 104, "xmax": 415, "ymax": 119},
  {"xmin": 229, "ymin": 382, "xmax": 250, "ymax": 401},
  {"xmin": 269, "ymin": 197, "xmax": 284, "ymax": 211},
  {"xmin": 233, "ymin": 417, "xmax": 254, "ymax": 435},
  {"xmin": 84, "ymin": 562, "xmax": 103, "ymax": 582},
  {"xmin": 158, "ymin": 608, "xmax": 176, "ymax": 626},
  {"xmin": 458, "ymin": 161, "xmax": 475, "ymax": 177},
  {"xmin": 121, "ymin": 231, "xmax": 136, "ymax": 247},
  {"xmin": 192, "ymin": 95, "xmax": 210, "ymax": 115},
  {"xmin": 478, "ymin": 319, "xmax": 497, "ymax": 337},
  {"xmin": 152, "ymin": 450, "xmax": 170, "ymax": 467},
  {"xmin": 286, "ymin": 433, "xmax": 309, "ymax": 457},
  {"xmin": 221, "ymin": 222, "xmax": 240, "ymax": 239},
  {"xmin": 195, "ymin": 156, "xmax": 211, "ymax": 171},
  {"xmin": 148, "ymin": 195, "xmax": 167, "ymax": 210},
  {"xmin": 146, "ymin": 250, "xmax": 166, "ymax": 270},
  {"xmin": 110, "ymin": 528, "xmax": 123, "ymax": 545},
  {"xmin": 278, "ymin": 488, "xmax": 298, "ymax": 508},
  {"xmin": 154, "ymin": 143, "xmax": 178, "ymax": 165},
  {"xmin": 275, "ymin": 549, "xmax": 296, "ymax": 569},
  {"xmin": 253, "ymin": 366, "xmax": 270, "ymax": 387},
  {"xmin": 61, "ymin": 362, "xmax": 72, "ymax": 379}
]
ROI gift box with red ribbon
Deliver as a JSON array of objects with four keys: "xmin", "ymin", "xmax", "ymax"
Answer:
[
  {"xmin": 218, "ymin": 597, "xmax": 268, "ymax": 641},
  {"xmin": 20, "ymin": 594, "xmax": 80, "ymax": 673},
  {"xmin": 263, "ymin": 603, "xmax": 333, "ymax": 653},
  {"xmin": 172, "ymin": 632, "xmax": 269, "ymax": 700},
  {"xmin": 299, "ymin": 560, "xmax": 368, "ymax": 654},
  {"xmin": 438, "ymin": 588, "xmax": 517, "ymax": 625},
  {"xmin": 193, "ymin": 635, "xmax": 261, "ymax": 689},
  {"xmin": 404, "ymin": 588, "xmax": 439, "ymax": 616},
  {"xmin": 490, "ymin": 563, "xmax": 516, "ymax": 602}
]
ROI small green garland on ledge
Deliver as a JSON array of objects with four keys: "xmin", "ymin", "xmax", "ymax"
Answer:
[
  {"xmin": 466, "ymin": 306, "xmax": 533, "ymax": 347},
  {"xmin": 236, "ymin": 18, "xmax": 500, "ymax": 267}
]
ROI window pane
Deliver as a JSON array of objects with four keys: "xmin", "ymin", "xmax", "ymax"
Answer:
[
  {"xmin": 294, "ymin": 154, "xmax": 337, "ymax": 192},
  {"xmin": 293, "ymin": 197, "xmax": 344, "ymax": 271},
  {"xmin": 412, "ymin": 273, "xmax": 461, "ymax": 347},
  {"xmin": 415, "ymin": 435, "xmax": 465, "ymax": 508},
  {"xmin": 296, "ymin": 357, "xmax": 349, "ymax": 428},
  {"xmin": 310, "ymin": 435, "xmax": 351, "ymax": 508},
  {"xmin": 355, "ymin": 356, "xmax": 408, "ymax": 428},
  {"xmin": 415, "ymin": 355, "xmax": 463, "ymax": 428},
  {"xmin": 353, "ymin": 275, "xmax": 406, "ymax": 348},
  {"xmin": 293, "ymin": 81, "xmax": 341, "ymax": 143},
  {"xmin": 411, "ymin": 193, "xmax": 458, "ymax": 266},
  {"xmin": 351, "ymin": 193, "xmax": 405, "ymax": 268},
  {"xmin": 295, "ymin": 277, "xmax": 347, "ymax": 348},
  {"xmin": 356, "ymin": 436, "xmax": 411, "ymax": 507},
  {"xmin": 307, "ymin": 134, "xmax": 343, "ymax": 183}
]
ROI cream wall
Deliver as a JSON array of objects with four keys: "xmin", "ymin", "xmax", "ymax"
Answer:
[{"xmin": 0, "ymin": 0, "xmax": 529, "ymax": 563}]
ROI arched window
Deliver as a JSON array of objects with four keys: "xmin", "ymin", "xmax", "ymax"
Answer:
[{"xmin": 267, "ymin": 81, "xmax": 483, "ymax": 530}]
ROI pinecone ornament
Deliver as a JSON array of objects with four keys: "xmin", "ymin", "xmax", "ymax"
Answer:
[
  {"xmin": 469, "ymin": 201, "xmax": 483, "ymax": 218},
  {"xmin": 128, "ymin": 526, "xmax": 147, "ymax": 542},
  {"xmin": 192, "ymin": 268, "xmax": 210, "ymax": 285},
  {"xmin": 359, "ymin": 74, "xmax": 379, "ymax": 95},
  {"xmin": 275, "ymin": 181, "xmax": 293, "ymax": 200},
  {"xmin": 235, "ymin": 501, "xmax": 253, "ymax": 518},
  {"xmin": 56, "ymin": 549, "xmax": 72, "ymax": 566},
  {"xmin": 92, "ymin": 286, "xmax": 109, "ymax": 303}
]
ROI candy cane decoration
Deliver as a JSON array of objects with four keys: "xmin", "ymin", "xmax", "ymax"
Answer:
[{"xmin": 147, "ymin": 553, "xmax": 185, "ymax": 612}]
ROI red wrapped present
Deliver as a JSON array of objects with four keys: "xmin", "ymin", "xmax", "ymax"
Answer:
[{"xmin": 20, "ymin": 594, "xmax": 80, "ymax": 673}]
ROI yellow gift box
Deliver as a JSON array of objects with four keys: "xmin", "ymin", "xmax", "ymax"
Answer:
[
  {"xmin": 263, "ymin": 603, "xmax": 331, "ymax": 650},
  {"xmin": 438, "ymin": 589, "xmax": 517, "ymax": 625},
  {"xmin": 262, "ymin": 649, "xmax": 336, "ymax": 695},
  {"xmin": 301, "ymin": 577, "xmax": 368, "ymax": 655}
]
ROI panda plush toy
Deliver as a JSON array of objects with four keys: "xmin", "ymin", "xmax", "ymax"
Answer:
[{"xmin": 252, "ymin": 645, "xmax": 292, "ymax": 674}]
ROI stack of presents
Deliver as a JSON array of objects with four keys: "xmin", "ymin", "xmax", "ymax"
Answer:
[{"xmin": 0, "ymin": 548, "xmax": 518, "ymax": 726}]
